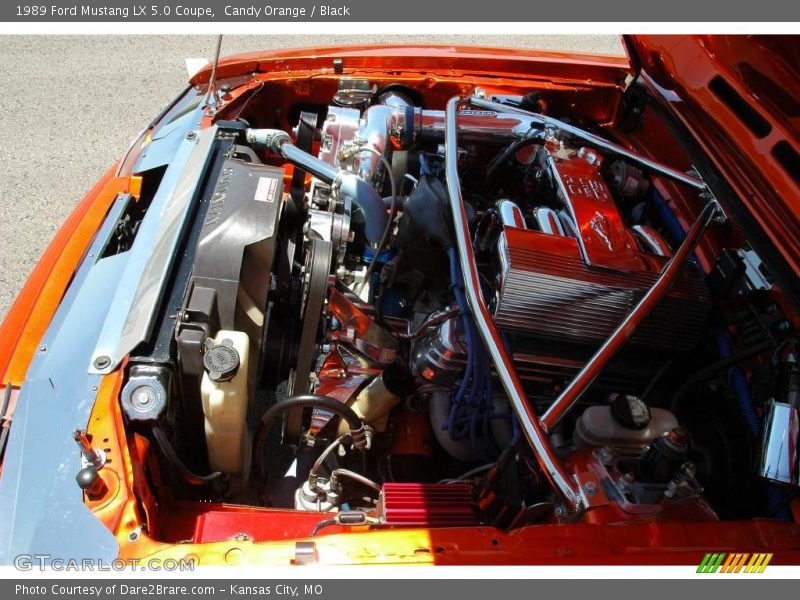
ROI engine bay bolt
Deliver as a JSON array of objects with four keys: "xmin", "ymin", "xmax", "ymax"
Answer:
[
  {"xmin": 553, "ymin": 503, "xmax": 582, "ymax": 522},
  {"xmin": 186, "ymin": 131, "xmax": 197, "ymax": 140},
  {"xmin": 128, "ymin": 527, "xmax": 142, "ymax": 542},
  {"xmin": 679, "ymin": 461, "xmax": 697, "ymax": 480},
  {"xmin": 712, "ymin": 208, "xmax": 727, "ymax": 225},
  {"xmin": 618, "ymin": 472, "xmax": 635, "ymax": 496},
  {"xmin": 664, "ymin": 479, "xmax": 682, "ymax": 499},
  {"xmin": 583, "ymin": 481, "xmax": 598, "ymax": 497},
  {"xmin": 93, "ymin": 356, "xmax": 111, "ymax": 370},
  {"xmin": 597, "ymin": 445, "xmax": 616, "ymax": 465},
  {"xmin": 73, "ymin": 429, "xmax": 105, "ymax": 469}
]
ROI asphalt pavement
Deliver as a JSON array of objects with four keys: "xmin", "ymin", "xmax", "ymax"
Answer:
[{"xmin": 0, "ymin": 35, "xmax": 623, "ymax": 320}]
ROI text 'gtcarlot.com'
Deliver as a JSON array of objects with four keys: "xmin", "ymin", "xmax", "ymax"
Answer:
[{"xmin": 13, "ymin": 554, "xmax": 195, "ymax": 571}]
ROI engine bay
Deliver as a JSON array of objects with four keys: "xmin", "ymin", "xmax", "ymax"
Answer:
[{"xmin": 96, "ymin": 66, "xmax": 800, "ymax": 545}]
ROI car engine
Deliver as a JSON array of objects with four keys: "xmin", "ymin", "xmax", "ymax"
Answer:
[{"xmin": 109, "ymin": 75, "xmax": 798, "ymax": 540}]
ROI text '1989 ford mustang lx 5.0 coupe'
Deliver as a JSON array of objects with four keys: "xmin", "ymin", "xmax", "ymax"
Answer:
[{"xmin": 0, "ymin": 36, "xmax": 799, "ymax": 566}]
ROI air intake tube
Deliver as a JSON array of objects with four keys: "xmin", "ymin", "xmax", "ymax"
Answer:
[{"xmin": 245, "ymin": 129, "xmax": 388, "ymax": 243}]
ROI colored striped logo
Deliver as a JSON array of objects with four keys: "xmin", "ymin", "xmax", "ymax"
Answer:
[{"xmin": 697, "ymin": 553, "xmax": 773, "ymax": 573}]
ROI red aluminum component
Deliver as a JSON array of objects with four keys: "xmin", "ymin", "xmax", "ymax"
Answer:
[
  {"xmin": 548, "ymin": 145, "xmax": 644, "ymax": 272},
  {"xmin": 192, "ymin": 508, "xmax": 345, "ymax": 543},
  {"xmin": 378, "ymin": 482, "xmax": 479, "ymax": 527}
]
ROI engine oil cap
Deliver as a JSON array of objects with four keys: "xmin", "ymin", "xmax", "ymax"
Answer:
[
  {"xmin": 609, "ymin": 393, "xmax": 651, "ymax": 430},
  {"xmin": 203, "ymin": 338, "xmax": 241, "ymax": 382}
]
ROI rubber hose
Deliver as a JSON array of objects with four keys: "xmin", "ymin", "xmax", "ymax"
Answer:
[
  {"xmin": 714, "ymin": 331, "xmax": 761, "ymax": 437},
  {"xmin": 253, "ymin": 394, "xmax": 365, "ymax": 479},
  {"xmin": 485, "ymin": 136, "xmax": 540, "ymax": 186},
  {"xmin": 151, "ymin": 425, "xmax": 222, "ymax": 486},
  {"xmin": 653, "ymin": 187, "xmax": 687, "ymax": 246},
  {"xmin": 669, "ymin": 339, "xmax": 771, "ymax": 414}
]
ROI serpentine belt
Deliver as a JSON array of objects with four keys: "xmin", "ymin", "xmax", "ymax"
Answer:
[{"xmin": 286, "ymin": 236, "xmax": 333, "ymax": 439}]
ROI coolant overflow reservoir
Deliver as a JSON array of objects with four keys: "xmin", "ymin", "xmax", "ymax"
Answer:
[{"xmin": 201, "ymin": 331, "xmax": 250, "ymax": 475}]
